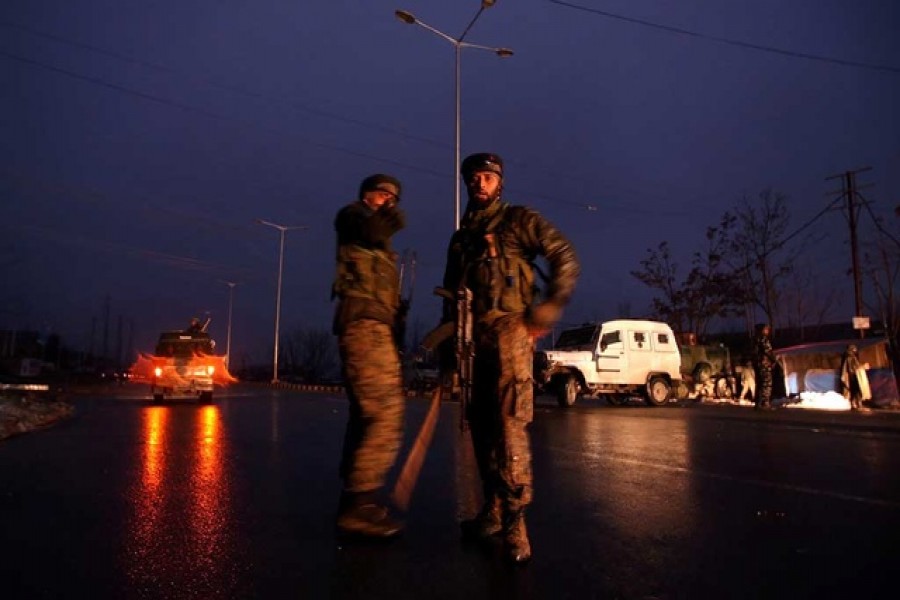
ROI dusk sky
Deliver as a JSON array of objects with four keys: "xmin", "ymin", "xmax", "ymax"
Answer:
[{"xmin": 2, "ymin": 0, "xmax": 898, "ymax": 368}]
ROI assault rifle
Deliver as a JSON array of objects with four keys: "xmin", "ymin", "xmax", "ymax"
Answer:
[
  {"xmin": 455, "ymin": 286, "xmax": 474, "ymax": 432},
  {"xmin": 420, "ymin": 285, "xmax": 475, "ymax": 432},
  {"xmin": 392, "ymin": 285, "xmax": 473, "ymax": 511},
  {"xmin": 395, "ymin": 249, "xmax": 417, "ymax": 351}
]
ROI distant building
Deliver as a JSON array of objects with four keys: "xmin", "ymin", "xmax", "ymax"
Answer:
[{"xmin": 0, "ymin": 330, "xmax": 44, "ymax": 377}]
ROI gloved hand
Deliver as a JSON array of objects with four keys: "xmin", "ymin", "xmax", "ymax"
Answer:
[
  {"xmin": 364, "ymin": 205, "xmax": 406, "ymax": 243},
  {"xmin": 526, "ymin": 301, "xmax": 563, "ymax": 340},
  {"xmin": 379, "ymin": 205, "xmax": 406, "ymax": 235}
]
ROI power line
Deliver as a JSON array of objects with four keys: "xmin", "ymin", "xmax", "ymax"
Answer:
[
  {"xmin": 726, "ymin": 193, "xmax": 846, "ymax": 279},
  {"xmin": 1, "ymin": 221, "xmax": 261, "ymax": 279},
  {"xmin": 0, "ymin": 20, "xmax": 710, "ymax": 218},
  {"xmin": 0, "ymin": 47, "xmax": 447, "ymax": 178},
  {"xmin": 0, "ymin": 20, "xmax": 446, "ymax": 151},
  {"xmin": 547, "ymin": 0, "xmax": 900, "ymax": 75},
  {"xmin": 860, "ymin": 195, "xmax": 900, "ymax": 249}
]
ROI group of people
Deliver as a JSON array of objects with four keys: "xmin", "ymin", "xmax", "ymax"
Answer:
[
  {"xmin": 330, "ymin": 153, "xmax": 580, "ymax": 564},
  {"xmin": 737, "ymin": 324, "xmax": 871, "ymax": 412}
]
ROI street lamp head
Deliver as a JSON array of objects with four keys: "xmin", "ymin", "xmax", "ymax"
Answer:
[
  {"xmin": 496, "ymin": 47, "xmax": 514, "ymax": 57},
  {"xmin": 482, "ymin": 0, "xmax": 497, "ymax": 7},
  {"xmin": 395, "ymin": 9, "xmax": 416, "ymax": 24}
]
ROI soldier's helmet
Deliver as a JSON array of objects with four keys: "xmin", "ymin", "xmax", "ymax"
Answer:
[
  {"xmin": 358, "ymin": 174, "xmax": 401, "ymax": 201},
  {"xmin": 461, "ymin": 153, "xmax": 503, "ymax": 180},
  {"xmin": 848, "ymin": 344, "xmax": 858, "ymax": 353}
]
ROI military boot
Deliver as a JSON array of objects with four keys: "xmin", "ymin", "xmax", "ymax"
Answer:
[
  {"xmin": 503, "ymin": 510, "xmax": 531, "ymax": 564},
  {"xmin": 460, "ymin": 496, "xmax": 503, "ymax": 541},
  {"xmin": 336, "ymin": 491, "xmax": 403, "ymax": 539}
]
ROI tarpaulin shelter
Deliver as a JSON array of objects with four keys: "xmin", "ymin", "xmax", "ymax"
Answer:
[{"xmin": 775, "ymin": 337, "xmax": 899, "ymax": 407}]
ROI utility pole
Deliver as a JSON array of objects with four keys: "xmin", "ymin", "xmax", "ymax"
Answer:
[
  {"xmin": 219, "ymin": 280, "xmax": 238, "ymax": 368},
  {"xmin": 826, "ymin": 167, "xmax": 872, "ymax": 339},
  {"xmin": 102, "ymin": 294, "xmax": 110, "ymax": 372},
  {"xmin": 127, "ymin": 318, "xmax": 134, "ymax": 370},
  {"xmin": 115, "ymin": 314, "xmax": 123, "ymax": 373},
  {"xmin": 89, "ymin": 316, "xmax": 96, "ymax": 368}
]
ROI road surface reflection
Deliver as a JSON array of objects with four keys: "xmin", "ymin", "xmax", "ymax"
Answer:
[{"xmin": 122, "ymin": 405, "xmax": 238, "ymax": 597}]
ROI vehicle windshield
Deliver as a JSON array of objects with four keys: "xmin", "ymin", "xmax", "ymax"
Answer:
[{"xmin": 553, "ymin": 325, "xmax": 598, "ymax": 350}]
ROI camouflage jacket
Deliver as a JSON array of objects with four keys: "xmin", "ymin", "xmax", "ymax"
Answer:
[
  {"xmin": 754, "ymin": 334, "xmax": 778, "ymax": 368},
  {"xmin": 442, "ymin": 199, "xmax": 579, "ymax": 326},
  {"xmin": 332, "ymin": 200, "xmax": 404, "ymax": 333}
]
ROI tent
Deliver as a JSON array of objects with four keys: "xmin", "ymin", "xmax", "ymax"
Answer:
[{"xmin": 775, "ymin": 337, "xmax": 899, "ymax": 407}]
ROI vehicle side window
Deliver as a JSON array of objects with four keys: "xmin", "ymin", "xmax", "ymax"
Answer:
[
  {"xmin": 655, "ymin": 332, "xmax": 676, "ymax": 351},
  {"xmin": 599, "ymin": 330, "xmax": 621, "ymax": 351},
  {"xmin": 630, "ymin": 331, "xmax": 649, "ymax": 351}
]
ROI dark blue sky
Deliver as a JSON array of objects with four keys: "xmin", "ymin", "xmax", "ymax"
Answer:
[{"xmin": 2, "ymin": 0, "xmax": 898, "ymax": 366}]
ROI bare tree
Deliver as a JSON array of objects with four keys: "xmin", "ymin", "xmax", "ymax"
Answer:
[
  {"xmin": 631, "ymin": 241, "xmax": 686, "ymax": 333},
  {"xmin": 283, "ymin": 326, "xmax": 339, "ymax": 383},
  {"xmin": 682, "ymin": 220, "xmax": 740, "ymax": 339},
  {"xmin": 631, "ymin": 225, "xmax": 740, "ymax": 338},
  {"xmin": 779, "ymin": 260, "xmax": 840, "ymax": 341},
  {"xmin": 861, "ymin": 206, "xmax": 900, "ymax": 382},
  {"xmin": 725, "ymin": 189, "xmax": 793, "ymax": 333}
]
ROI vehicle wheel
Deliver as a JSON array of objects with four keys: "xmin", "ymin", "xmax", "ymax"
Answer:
[
  {"xmin": 199, "ymin": 391, "xmax": 213, "ymax": 404},
  {"xmin": 152, "ymin": 393, "xmax": 163, "ymax": 404},
  {"xmin": 674, "ymin": 381, "xmax": 690, "ymax": 400},
  {"xmin": 556, "ymin": 375, "xmax": 579, "ymax": 408},
  {"xmin": 645, "ymin": 377, "xmax": 671, "ymax": 406}
]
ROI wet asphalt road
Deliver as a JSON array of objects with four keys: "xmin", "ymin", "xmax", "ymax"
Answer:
[{"xmin": 2, "ymin": 384, "xmax": 899, "ymax": 599}]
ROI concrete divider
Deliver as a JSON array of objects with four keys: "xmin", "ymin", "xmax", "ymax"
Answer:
[{"xmin": 267, "ymin": 381, "xmax": 435, "ymax": 398}]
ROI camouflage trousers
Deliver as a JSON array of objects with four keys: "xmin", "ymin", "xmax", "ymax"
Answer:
[
  {"xmin": 338, "ymin": 319, "xmax": 405, "ymax": 493},
  {"xmin": 756, "ymin": 366, "xmax": 773, "ymax": 406},
  {"xmin": 468, "ymin": 314, "xmax": 535, "ymax": 514}
]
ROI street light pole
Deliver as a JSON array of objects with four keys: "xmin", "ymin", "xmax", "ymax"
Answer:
[
  {"xmin": 395, "ymin": 2, "xmax": 513, "ymax": 230},
  {"xmin": 256, "ymin": 219, "xmax": 307, "ymax": 384},
  {"xmin": 221, "ymin": 281, "xmax": 237, "ymax": 367}
]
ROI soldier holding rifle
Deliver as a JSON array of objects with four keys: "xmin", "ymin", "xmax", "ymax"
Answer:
[{"xmin": 440, "ymin": 153, "xmax": 580, "ymax": 563}]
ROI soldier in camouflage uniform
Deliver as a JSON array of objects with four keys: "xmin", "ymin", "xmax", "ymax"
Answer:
[
  {"xmin": 332, "ymin": 174, "xmax": 407, "ymax": 538},
  {"xmin": 442, "ymin": 153, "xmax": 580, "ymax": 563},
  {"xmin": 753, "ymin": 323, "xmax": 779, "ymax": 410}
]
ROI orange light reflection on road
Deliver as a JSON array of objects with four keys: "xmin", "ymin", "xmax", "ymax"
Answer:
[
  {"xmin": 143, "ymin": 407, "xmax": 167, "ymax": 492},
  {"xmin": 124, "ymin": 407, "xmax": 169, "ymax": 590},
  {"xmin": 123, "ymin": 405, "xmax": 236, "ymax": 595},
  {"xmin": 190, "ymin": 405, "xmax": 229, "ymax": 570}
]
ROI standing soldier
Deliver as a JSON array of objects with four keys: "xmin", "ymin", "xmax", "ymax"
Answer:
[
  {"xmin": 738, "ymin": 359, "xmax": 756, "ymax": 403},
  {"xmin": 442, "ymin": 153, "xmax": 580, "ymax": 563},
  {"xmin": 839, "ymin": 344, "xmax": 870, "ymax": 411},
  {"xmin": 332, "ymin": 174, "xmax": 406, "ymax": 538},
  {"xmin": 753, "ymin": 323, "xmax": 779, "ymax": 410}
]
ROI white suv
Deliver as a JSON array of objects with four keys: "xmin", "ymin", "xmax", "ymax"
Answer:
[{"xmin": 534, "ymin": 319, "xmax": 682, "ymax": 407}]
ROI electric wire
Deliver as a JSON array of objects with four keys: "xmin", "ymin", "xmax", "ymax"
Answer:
[
  {"xmin": 547, "ymin": 0, "xmax": 900, "ymax": 75},
  {"xmin": 0, "ymin": 20, "xmax": 709, "ymax": 217}
]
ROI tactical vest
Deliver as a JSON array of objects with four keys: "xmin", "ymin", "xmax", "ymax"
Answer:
[
  {"xmin": 461, "ymin": 204, "xmax": 537, "ymax": 318},
  {"xmin": 333, "ymin": 245, "xmax": 400, "ymax": 312}
]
